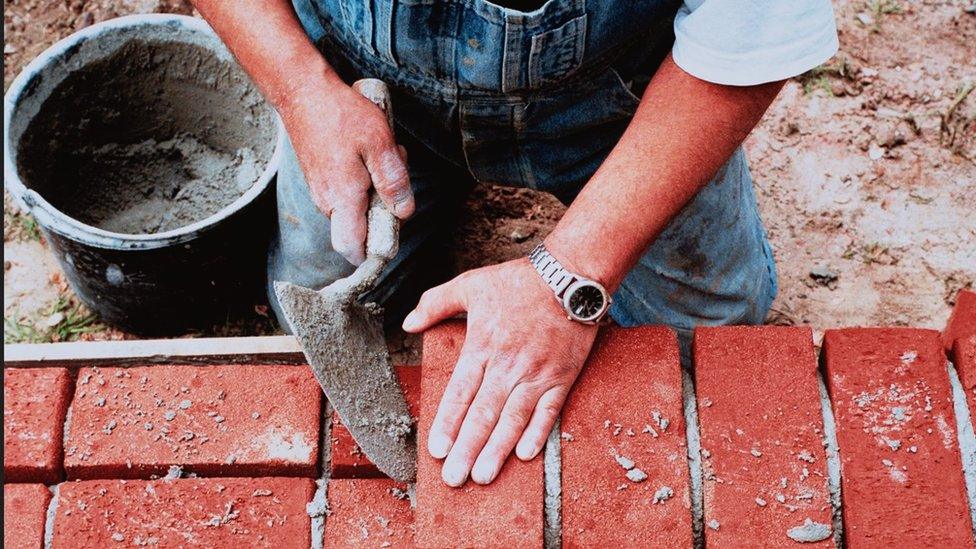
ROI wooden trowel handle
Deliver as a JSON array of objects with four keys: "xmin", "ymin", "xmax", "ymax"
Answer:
[{"xmin": 352, "ymin": 79, "xmax": 399, "ymax": 262}]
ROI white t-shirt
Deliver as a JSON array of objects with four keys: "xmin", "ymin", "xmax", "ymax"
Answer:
[{"xmin": 672, "ymin": 0, "xmax": 839, "ymax": 86}]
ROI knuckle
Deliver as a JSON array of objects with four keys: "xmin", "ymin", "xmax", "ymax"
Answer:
[{"xmin": 470, "ymin": 403, "xmax": 499, "ymax": 427}]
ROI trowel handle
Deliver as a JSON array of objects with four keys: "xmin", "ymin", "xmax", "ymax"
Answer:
[{"xmin": 352, "ymin": 78, "xmax": 400, "ymax": 262}]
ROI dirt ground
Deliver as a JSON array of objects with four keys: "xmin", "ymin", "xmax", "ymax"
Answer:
[{"xmin": 3, "ymin": 0, "xmax": 974, "ymax": 344}]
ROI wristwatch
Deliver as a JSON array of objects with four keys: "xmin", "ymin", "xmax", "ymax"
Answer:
[{"xmin": 528, "ymin": 243, "xmax": 611, "ymax": 325}]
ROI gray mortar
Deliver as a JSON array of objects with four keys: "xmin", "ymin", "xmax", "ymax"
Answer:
[
  {"xmin": 309, "ymin": 478, "xmax": 329, "ymax": 549},
  {"xmin": 544, "ymin": 419, "xmax": 562, "ymax": 549},
  {"xmin": 43, "ymin": 485, "xmax": 59, "ymax": 549},
  {"xmin": 682, "ymin": 368, "xmax": 705, "ymax": 548},
  {"xmin": 817, "ymin": 370, "xmax": 845, "ymax": 548},
  {"xmin": 15, "ymin": 38, "xmax": 273, "ymax": 235},
  {"xmin": 947, "ymin": 360, "xmax": 976, "ymax": 538}
]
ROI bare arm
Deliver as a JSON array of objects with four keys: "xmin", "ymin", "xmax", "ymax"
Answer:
[
  {"xmin": 404, "ymin": 54, "xmax": 784, "ymax": 487},
  {"xmin": 547, "ymin": 54, "xmax": 784, "ymax": 290},
  {"xmin": 192, "ymin": 0, "xmax": 414, "ymax": 264}
]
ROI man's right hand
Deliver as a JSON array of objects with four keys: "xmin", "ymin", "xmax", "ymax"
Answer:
[
  {"xmin": 279, "ymin": 79, "xmax": 414, "ymax": 265},
  {"xmin": 190, "ymin": 0, "xmax": 413, "ymax": 265}
]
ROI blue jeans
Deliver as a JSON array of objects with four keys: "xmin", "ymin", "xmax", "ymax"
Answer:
[{"xmin": 270, "ymin": 0, "xmax": 778, "ymax": 363}]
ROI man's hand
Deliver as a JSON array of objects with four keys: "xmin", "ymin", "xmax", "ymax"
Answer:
[
  {"xmin": 402, "ymin": 259, "xmax": 597, "ymax": 486},
  {"xmin": 280, "ymin": 83, "xmax": 413, "ymax": 265},
  {"xmin": 190, "ymin": 0, "xmax": 415, "ymax": 266}
]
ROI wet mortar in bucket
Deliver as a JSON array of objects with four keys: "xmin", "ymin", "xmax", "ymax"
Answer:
[{"xmin": 15, "ymin": 38, "xmax": 275, "ymax": 235}]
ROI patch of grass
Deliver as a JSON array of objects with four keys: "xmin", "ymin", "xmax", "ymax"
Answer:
[
  {"xmin": 3, "ymin": 316, "xmax": 45, "ymax": 344},
  {"xmin": 843, "ymin": 241, "xmax": 899, "ymax": 265},
  {"xmin": 3, "ymin": 208, "xmax": 41, "ymax": 242},
  {"xmin": 797, "ymin": 57, "xmax": 853, "ymax": 96},
  {"xmin": 3, "ymin": 295, "xmax": 102, "ymax": 344},
  {"xmin": 939, "ymin": 81, "xmax": 975, "ymax": 157}
]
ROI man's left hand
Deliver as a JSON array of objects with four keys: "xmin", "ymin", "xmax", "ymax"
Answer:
[{"xmin": 402, "ymin": 258, "xmax": 598, "ymax": 486}]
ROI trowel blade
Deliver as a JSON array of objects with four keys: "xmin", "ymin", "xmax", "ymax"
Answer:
[{"xmin": 275, "ymin": 280, "xmax": 417, "ymax": 483}]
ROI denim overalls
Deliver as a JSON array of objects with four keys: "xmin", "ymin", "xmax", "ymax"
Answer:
[{"xmin": 269, "ymin": 0, "xmax": 778, "ymax": 363}]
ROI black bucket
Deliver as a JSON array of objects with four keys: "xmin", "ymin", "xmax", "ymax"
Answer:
[{"xmin": 3, "ymin": 15, "xmax": 285, "ymax": 335}]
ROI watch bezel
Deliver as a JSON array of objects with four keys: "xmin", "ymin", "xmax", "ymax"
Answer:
[{"xmin": 561, "ymin": 278, "xmax": 612, "ymax": 324}]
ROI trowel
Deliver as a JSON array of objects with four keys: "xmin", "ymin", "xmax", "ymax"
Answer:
[{"xmin": 274, "ymin": 79, "xmax": 416, "ymax": 483}]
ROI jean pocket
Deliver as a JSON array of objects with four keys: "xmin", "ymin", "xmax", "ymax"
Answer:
[
  {"xmin": 528, "ymin": 15, "xmax": 587, "ymax": 88},
  {"xmin": 337, "ymin": 0, "xmax": 376, "ymax": 55}
]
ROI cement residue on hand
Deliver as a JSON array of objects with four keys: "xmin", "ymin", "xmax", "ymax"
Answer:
[{"xmin": 15, "ymin": 39, "xmax": 275, "ymax": 235}]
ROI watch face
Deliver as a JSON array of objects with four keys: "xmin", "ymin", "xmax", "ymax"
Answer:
[{"xmin": 567, "ymin": 283, "xmax": 606, "ymax": 321}]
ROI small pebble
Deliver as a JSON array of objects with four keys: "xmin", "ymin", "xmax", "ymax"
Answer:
[
  {"xmin": 755, "ymin": 497, "xmax": 767, "ymax": 507},
  {"xmin": 163, "ymin": 410, "xmax": 176, "ymax": 421},
  {"xmin": 179, "ymin": 400, "xmax": 192, "ymax": 410},
  {"xmin": 626, "ymin": 468, "xmax": 648, "ymax": 483},
  {"xmin": 708, "ymin": 519, "xmax": 720, "ymax": 531},
  {"xmin": 750, "ymin": 448, "xmax": 762, "ymax": 458}
]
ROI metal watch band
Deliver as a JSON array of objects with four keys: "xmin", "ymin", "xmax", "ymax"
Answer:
[{"xmin": 528, "ymin": 243, "xmax": 577, "ymax": 298}]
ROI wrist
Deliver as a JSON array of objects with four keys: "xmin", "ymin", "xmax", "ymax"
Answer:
[
  {"xmin": 268, "ymin": 59, "xmax": 345, "ymax": 116},
  {"xmin": 542, "ymin": 232, "xmax": 624, "ymax": 293}
]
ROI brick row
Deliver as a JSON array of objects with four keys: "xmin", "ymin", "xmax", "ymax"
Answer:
[
  {"xmin": 63, "ymin": 365, "xmax": 321, "ymax": 479},
  {"xmin": 561, "ymin": 326, "xmax": 692, "ymax": 547},
  {"xmin": 695, "ymin": 326, "xmax": 832, "ymax": 547},
  {"xmin": 944, "ymin": 289, "xmax": 976, "ymax": 351},
  {"xmin": 325, "ymin": 478, "xmax": 415, "ymax": 546},
  {"xmin": 4, "ymin": 367, "xmax": 73, "ymax": 483},
  {"xmin": 52, "ymin": 477, "xmax": 314, "ymax": 547},
  {"xmin": 823, "ymin": 328, "xmax": 972, "ymax": 546},
  {"xmin": 416, "ymin": 321, "xmax": 544, "ymax": 548},
  {"xmin": 953, "ymin": 334, "xmax": 976, "ymax": 426},
  {"xmin": 4, "ymin": 484, "xmax": 52, "ymax": 549},
  {"xmin": 331, "ymin": 365, "xmax": 421, "ymax": 479}
]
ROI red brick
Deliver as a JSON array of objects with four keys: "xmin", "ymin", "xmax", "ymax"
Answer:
[
  {"xmin": 416, "ymin": 321, "xmax": 544, "ymax": 548},
  {"xmin": 4, "ymin": 368, "xmax": 73, "ymax": 483},
  {"xmin": 823, "ymin": 328, "xmax": 973, "ymax": 546},
  {"xmin": 4, "ymin": 484, "xmax": 52, "ymax": 549},
  {"xmin": 331, "ymin": 365, "xmax": 421, "ymax": 479},
  {"xmin": 953, "ymin": 334, "xmax": 976, "ymax": 422},
  {"xmin": 695, "ymin": 326, "xmax": 832, "ymax": 547},
  {"xmin": 325, "ymin": 478, "xmax": 415, "ymax": 547},
  {"xmin": 52, "ymin": 477, "xmax": 313, "ymax": 547},
  {"xmin": 63, "ymin": 365, "xmax": 321, "ymax": 479},
  {"xmin": 944, "ymin": 289, "xmax": 976, "ymax": 350},
  {"xmin": 561, "ymin": 327, "xmax": 691, "ymax": 548}
]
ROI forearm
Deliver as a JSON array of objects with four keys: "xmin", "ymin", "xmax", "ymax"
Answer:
[
  {"xmin": 546, "ymin": 54, "xmax": 784, "ymax": 290},
  {"xmin": 192, "ymin": 0, "xmax": 343, "ymax": 110}
]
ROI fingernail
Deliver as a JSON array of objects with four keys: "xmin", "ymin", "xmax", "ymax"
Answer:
[
  {"xmin": 402, "ymin": 310, "xmax": 421, "ymax": 332},
  {"xmin": 428, "ymin": 433, "xmax": 451, "ymax": 458},
  {"xmin": 516, "ymin": 440, "xmax": 542, "ymax": 461},
  {"xmin": 471, "ymin": 462, "xmax": 499, "ymax": 485},
  {"xmin": 392, "ymin": 188, "xmax": 414, "ymax": 217},
  {"xmin": 442, "ymin": 462, "xmax": 468, "ymax": 487}
]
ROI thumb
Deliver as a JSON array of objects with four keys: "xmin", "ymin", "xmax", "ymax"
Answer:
[
  {"xmin": 363, "ymin": 136, "xmax": 415, "ymax": 219},
  {"xmin": 402, "ymin": 278, "xmax": 467, "ymax": 333}
]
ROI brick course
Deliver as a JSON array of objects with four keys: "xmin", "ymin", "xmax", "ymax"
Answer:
[
  {"xmin": 695, "ymin": 326, "xmax": 832, "ymax": 547},
  {"xmin": 416, "ymin": 321, "xmax": 544, "ymax": 548},
  {"xmin": 63, "ymin": 365, "xmax": 321, "ymax": 479},
  {"xmin": 944, "ymin": 289, "xmax": 976, "ymax": 350},
  {"xmin": 3, "ymin": 484, "xmax": 52, "ymax": 549},
  {"xmin": 52, "ymin": 477, "xmax": 314, "ymax": 547},
  {"xmin": 823, "ymin": 328, "xmax": 973, "ymax": 546},
  {"xmin": 561, "ymin": 326, "xmax": 692, "ymax": 548},
  {"xmin": 325, "ymin": 478, "xmax": 415, "ymax": 547},
  {"xmin": 4, "ymin": 367, "xmax": 73, "ymax": 483}
]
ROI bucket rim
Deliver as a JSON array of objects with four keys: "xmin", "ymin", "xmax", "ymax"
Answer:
[{"xmin": 3, "ymin": 13, "xmax": 285, "ymax": 250}]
